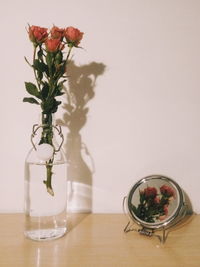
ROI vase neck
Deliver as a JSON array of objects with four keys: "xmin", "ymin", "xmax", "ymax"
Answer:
[{"xmin": 38, "ymin": 113, "xmax": 55, "ymax": 126}]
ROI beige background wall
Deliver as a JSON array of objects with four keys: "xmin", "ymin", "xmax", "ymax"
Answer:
[{"xmin": 0, "ymin": 0, "xmax": 200, "ymax": 213}]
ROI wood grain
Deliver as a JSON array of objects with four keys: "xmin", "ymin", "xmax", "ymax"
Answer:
[{"xmin": 0, "ymin": 213, "xmax": 199, "ymax": 266}]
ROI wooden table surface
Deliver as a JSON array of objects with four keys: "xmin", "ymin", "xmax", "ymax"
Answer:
[{"xmin": 0, "ymin": 213, "xmax": 199, "ymax": 267}]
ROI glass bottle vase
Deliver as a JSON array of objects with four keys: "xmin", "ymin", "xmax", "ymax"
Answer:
[{"xmin": 24, "ymin": 115, "xmax": 67, "ymax": 241}]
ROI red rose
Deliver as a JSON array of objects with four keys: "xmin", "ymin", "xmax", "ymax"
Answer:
[
  {"xmin": 45, "ymin": 38, "xmax": 64, "ymax": 52},
  {"xmin": 29, "ymin": 25, "xmax": 48, "ymax": 44},
  {"xmin": 160, "ymin": 185, "xmax": 175, "ymax": 198},
  {"xmin": 50, "ymin": 26, "xmax": 64, "ymax": 40},
  {"xmin": 64, "ymin": 26, "xmax": 83, "ymax": 46},
  {"xmin": 144, "ymin": 187, "xmax": 157, "ymax": 198}
]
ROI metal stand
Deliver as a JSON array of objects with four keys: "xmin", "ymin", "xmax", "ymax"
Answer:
[
  {"xmin": 123, "ymin": 220, "xmax": 168, "ymax": 243},
  {"xmin": 123, "ymin": 197, "xmax": 169, "ymax": 244}
]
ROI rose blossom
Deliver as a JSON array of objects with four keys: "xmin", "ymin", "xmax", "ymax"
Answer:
[
  {"xmin": 45, "ymin": 38, "xmax": 64, "ymax": 52},
  {"xmin": 64, "ymin": 26, "xmax": 83, "ymax": 46},
  {"xmin": 164, "ymin": 204, "xmax": 168, "ymax": 215},
  {"xmin": 50, "ymin": 26, "xmax": 64, "ymax": 40},
  {"xmin": 29, "ymin": 25, "xmax": 48, "ymax": 44},
  {"xmin": 143, "ymin": 187, "xmax": 157, "ymax": 198},
  {"xmin": 159, "ymin": 205, "xmax": 168, "ymax": 221},
  {"xmin": 154, "ymin": 196, "xmax": 160, "ymax": 204},
  {"xmin": 160, "ymin": 185, "xmax": 175, "ymax": 198}
]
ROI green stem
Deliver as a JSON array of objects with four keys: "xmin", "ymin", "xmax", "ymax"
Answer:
[
  {"xmin": 66, "ymin": 45, "xmax": 73, "ymax": 62},
  {"xmin": 46, "ymin": 52, "xmax": 54, "ymax": 97},
  {"xmin": 33, "ymin": 46, "xmax": 41, "ymax": 91},
  {"xmin": 61, "ymin": 46, "xmax": 72, "ymax": 83},
  {"xmin": 40, "ymin": 113, "xmax": 53, "ymax": 144},
  {"xmin": 40, "ymin": 113, "xmax": 55, "ymax": 196},
  {"xmin": 46, "ymin": 163, "xmax": 54, "ymax": 196}
]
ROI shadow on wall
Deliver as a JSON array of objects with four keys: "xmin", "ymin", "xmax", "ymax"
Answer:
[{"xmin": 57, "ymin": 60, "xmax": 106, "ymax": 213}]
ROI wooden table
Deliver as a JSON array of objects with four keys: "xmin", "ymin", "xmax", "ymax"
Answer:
[{"xmin": 0, "ymin": 213, "xmax": 199, "ymax": 266}]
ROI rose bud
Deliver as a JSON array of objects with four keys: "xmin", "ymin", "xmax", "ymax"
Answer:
[
  {"xmin": 64, "ymin": 26, "xmax": 84, "ymax": 46},
  {"xmin": 50, "ymin": 26, "xmax": 64, "ymax": 40},
  {"xmin": 45, "ymin": 38, "xmax": 64, "ymax": 53},
  {"xmin": 29, "ymin": 25, "xmax": 48, "ymax": 44}
]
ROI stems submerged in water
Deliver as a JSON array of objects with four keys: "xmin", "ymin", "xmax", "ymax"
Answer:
[
  {"xmin": 41, "ymin": 113, "xmax": 55, "ymax": 196},
  {"xmin": 43, "ymin": 162, "xmax": 54, "ymax": 196}
]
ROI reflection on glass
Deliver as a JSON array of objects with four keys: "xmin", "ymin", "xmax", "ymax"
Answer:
[
  {"xmin": 125, "ymin": 175, "xmax": 190, "ymax": 243},
  {"xmin": 128, "ymin": 177, "xmax": 181, "ymax": 225}
]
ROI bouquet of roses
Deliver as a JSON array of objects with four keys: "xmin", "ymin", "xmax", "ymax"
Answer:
[
  {"xmin": 131, "ymin": 185, "xmax": 175, "ymax": 223},
  {"xmin": 23, "ymin": 25, "xmax": 83, "ymax": 195}
]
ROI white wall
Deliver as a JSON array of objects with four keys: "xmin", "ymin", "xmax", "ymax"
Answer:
[{"xmin": 0, "ymin": 0, "xmax": 200, "ymax": 213}]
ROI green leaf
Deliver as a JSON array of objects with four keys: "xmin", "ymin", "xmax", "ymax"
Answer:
[
  {"xmin": 41, "ymin": 83, "xmax": 49, "ymax": 99},
  {"xmin": 131, "ymin": 204, "xmax": 138, "ymax": 215},
  {"xmin": 37, "ymin": 70, "xmax": 43, "ymax": 80},
  {"xmin": 58, "ymin": 80, "xmax": 67, "ymax": 88},
  {"xmin": 51, "ymin": 64, "xmax": 56, "ymax": 76},
  {"xmin": 41, "ymin": 98, "xmax": 54, "ymax": 114},
  {"xmin": 51, "ymin": 100, "xmax": 62, "ymax": 113},
  {"xmin": 34, "ymin": 59, "xmax": 48, "ymax": 73},
  {"xmin": 59, "ymin": 63, "xmax": 66, "ymax": 76},
  {"xmin": 23, "ymin": 97, "xmax": 39, "ymax": 104},
  {"xmin": 56, "ymin": 91, "xmax": 65, "ymax": 96},
  {"xmin": 55, "ymin": 51, "xmax": 63, "ymax": 65},
  {"xmin": 25, "ymin": 82, "xmax": 40, "ymax": 98},
  {"xmin": 37, "ymin": 48, "xmax": 43, "ymax": 59},
  {"xmin": 55, "ymin": 80, "xmax": 66, "ymax": 96},
  {"xmin": 56, "ymin": 100, "xmax": 62, "ymax": 106},
  {"xmin": 41, "ymin": 98, "xmax": 62, "ymax": 114}
]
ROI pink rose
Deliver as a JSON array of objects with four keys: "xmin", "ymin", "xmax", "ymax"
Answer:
[
  {"xmin": 160, "ymin": 185, "xmax": 175, "ymax": 198},
  {"xmin": 154, "ymin": 196, "xmax": 160, "ymax": 204},
  {"xmin": 164, "ymin": 205, "xmax": 168, "ymax": 215},
  {"xmin": 143, "ymin": 187, "xmax": 157, "ymax": 198},
  {"xmin": 64, "ymin": 26, "xmax": 83, "ymax": 46},
  {"xmin": 159, "ymin": 205, "xmax": 168, "ymax": 221},
  {"xmin": 45, "ymin": 38, "xmax": 64, "ymax": 52},
  {"xmin": 29, "ymin": 25, "xmax": 48, "ymax": 44},
  {"xmin": 50, "ymin": 26, "xmax": 64, "ymax": 40}
]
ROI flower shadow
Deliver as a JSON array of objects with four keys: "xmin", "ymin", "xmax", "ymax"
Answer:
[{"xmin": 57, "ymin": 60, "xmax": 106, "ymax": 214}]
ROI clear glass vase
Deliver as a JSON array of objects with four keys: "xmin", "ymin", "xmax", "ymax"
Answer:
[{"xmin": 24, "ymin": 115, "xmax": 67, "ymax": 241}]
